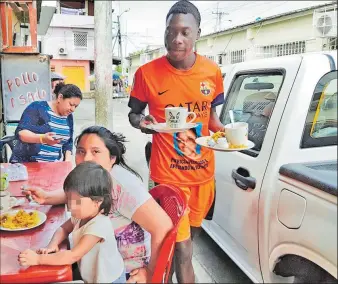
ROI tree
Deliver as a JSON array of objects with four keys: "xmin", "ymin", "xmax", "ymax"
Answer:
[{"xmin": 115, "ymin": 65, "xmax": 122, "ymax": 73}]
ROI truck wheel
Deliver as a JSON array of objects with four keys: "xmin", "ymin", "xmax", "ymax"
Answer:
[{"xmin": 274, "ymin": 255, "xmax": 336, "ymax": 283}]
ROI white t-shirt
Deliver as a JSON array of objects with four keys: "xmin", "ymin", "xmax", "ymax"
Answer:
[
  {"xmin": 71, "ymin": 214, "xmax": 125, "ymax": 283},
  {"xmin": 110, "ymin": 165, "xmax": 152, "ymax": 273}
]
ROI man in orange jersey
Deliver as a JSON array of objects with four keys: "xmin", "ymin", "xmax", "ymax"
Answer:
[{"xmin": 128, "ymin": 0, "xmax": 225, "ymax": 282}]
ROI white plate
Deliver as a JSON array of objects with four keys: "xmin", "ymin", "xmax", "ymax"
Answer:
[
  {"xmin": 146, "ymin": 123, "xmax": 197, "ymax": 133},
  {"xmin": 0, "ymin": 209, "xmax": 47, "ymax": 231},
  {"xmin": 195, "ymin": 136, "xmax": 255, "ymax": 152}
]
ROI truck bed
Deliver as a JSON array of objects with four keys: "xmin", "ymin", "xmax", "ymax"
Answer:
[{"xmin": 279, "ymin": 161, "xmax": 337, "ymax": 196}]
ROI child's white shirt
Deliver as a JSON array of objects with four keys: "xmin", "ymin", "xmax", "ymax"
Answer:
[{"xmin": 71, "ymin": 214, "xmax": 125, "ymax": 283}]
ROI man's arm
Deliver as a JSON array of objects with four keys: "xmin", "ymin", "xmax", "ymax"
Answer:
[
  {"xmin": 128, "ymin": 97, "xmax": 157, "ymax": 134},
  {"xmin": 128, "ymin": 98, "xmax": 146, "ymax": 129},
  {"xmin": 209, "ymin": 108, "xmax": 225, "ymax": 133}
]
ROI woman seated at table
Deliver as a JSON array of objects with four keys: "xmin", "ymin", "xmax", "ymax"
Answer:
[
  {"xmin": 10, "ymin": 83, "xmax": 82, "ymax": 163},
  {"xmin": 23, "ymin": 126, "xmax": 173, "ymax": 283}
]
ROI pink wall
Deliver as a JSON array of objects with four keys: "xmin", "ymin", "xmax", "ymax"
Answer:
[{"xmin": 50, "ymin": 59, "xmax": 90, "ymax": 92}]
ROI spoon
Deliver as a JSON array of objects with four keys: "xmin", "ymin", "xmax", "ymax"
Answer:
[
  {"xmin": 21, "ymin": 185, "xmax": 39, "ymax": 206},
  {"xmin": 229, "ymin": 110, "xmax": 235, "ymax": 128}
]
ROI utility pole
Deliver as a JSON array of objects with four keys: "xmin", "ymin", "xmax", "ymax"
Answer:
[
  {"xmin": 117, "ymin": 15, "xmax": 123, "ymax": 75},
  {"xmin": 115, "ymin": 8, "xmax": 129, "ymax": 75},
  {"xmin": 94, "ymin": 1, "xmax": 112, "ymax": 128},
  {"xmin": 212, "ymin": 2, "xmax": 228, "ymax": 32}
]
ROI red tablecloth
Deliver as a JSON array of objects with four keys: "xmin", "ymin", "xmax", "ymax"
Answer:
[{"xmin": 0, "ymin": 162, "xmax": 73, "ymax": 283}]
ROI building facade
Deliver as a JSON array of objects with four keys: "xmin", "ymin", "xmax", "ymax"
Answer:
[
  {"xmin": 127, "ymin": 46, "xmax": 166, "ymax": 87},
  {"xmin": 196, "ymin": 3, "xmax": 337, "ymax": 66},
  {"xmin": 127, "ymin": 3, "xmax": 337, "ymax": 84},
  {"xmin": 41, "ymin": 0, "xmax": 95, "ymax": 92}
]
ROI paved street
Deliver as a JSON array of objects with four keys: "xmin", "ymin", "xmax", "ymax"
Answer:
[{"xmin": 73, "ymin": 98, "xmax": 252, "ymax": 283}]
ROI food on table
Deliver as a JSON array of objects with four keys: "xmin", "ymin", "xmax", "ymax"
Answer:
[{"xmin": 0, "ymin": 210, "xmax": 40, "ymax": 229}]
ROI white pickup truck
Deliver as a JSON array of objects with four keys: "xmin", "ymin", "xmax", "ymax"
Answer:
[{"xmin": 203, "ymin": 51, "xmax": 337, "ymax": 283}]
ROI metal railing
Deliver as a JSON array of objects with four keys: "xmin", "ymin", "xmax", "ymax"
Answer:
[
  {"xmin": 201, "ymin": 38, "xmax": 337, "ymax": 66},
  {"xmin": 253, "ymin": 40, "xmax": 307, "ymax": 59},
  {"xmin": 203, "ymin": 49, "xmax": 247, "ymax": 65}
]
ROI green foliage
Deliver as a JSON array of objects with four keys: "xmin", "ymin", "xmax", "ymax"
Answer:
[
  {"xmin": 115, "ymin": 65, "xmax": 122, "ymax": 73},
  {"xmin": 128, "ymin": 49, "xmax": 145, "ymax": 57}
]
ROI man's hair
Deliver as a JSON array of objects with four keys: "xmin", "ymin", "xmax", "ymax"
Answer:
[{"xmin": 166, "ymin": 0, "xmax": 201, "ymax": 27}]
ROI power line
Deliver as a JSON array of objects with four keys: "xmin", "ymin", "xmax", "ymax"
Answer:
[
  {"xmin": 212, "ymin": 2, "xmax": 229, "ymax": 32},
  {"xmin": 126, "ymin": 36, "xmax": 142, "ymax": 50}
]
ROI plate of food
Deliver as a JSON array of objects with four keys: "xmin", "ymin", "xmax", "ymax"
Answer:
[
  {"xmin": 0, "ymin": 209, "xmax": 46, "ymax": 231},
  {"xmin": 146, "ymin": 123, "xmax": 197, "ymax": 133},
  {"xmin": 195, "ymin": 131, "xmax": 255, "ymax": 152}
]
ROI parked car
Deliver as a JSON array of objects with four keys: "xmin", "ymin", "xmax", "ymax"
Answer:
[{"xmin": 203, "ymin": 51, "xmax": 337, "ymax": 283}]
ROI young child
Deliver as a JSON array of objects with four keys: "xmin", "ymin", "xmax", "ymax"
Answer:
[{"xmin": 18, "ymin": 161, "xmax": 126, "ymax": 283}]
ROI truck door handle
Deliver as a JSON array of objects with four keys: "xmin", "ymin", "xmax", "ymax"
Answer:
[{"xmin": 232, "ymin": 167, "xmax": 256, "ymax": 190}]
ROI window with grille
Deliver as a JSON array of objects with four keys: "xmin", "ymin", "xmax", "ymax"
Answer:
[
  {"xmin": 276, "ymin": 41, "xmax": 306, "ymax": 57},
  {"xmin": 231, "ymin": 50, "xmax": 246, "ymax": 64},
  {"xmin": 203, "ymin": 55, "xmax": 216, "ymax": 62},
  {"xmin": 73, "ymin": 32, "xmax": 88, "ymax": 48}
]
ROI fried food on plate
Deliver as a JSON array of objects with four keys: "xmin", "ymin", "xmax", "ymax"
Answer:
[{"xmin": 0, "ymin": 209, "xmax": 40, "ymax": 229}]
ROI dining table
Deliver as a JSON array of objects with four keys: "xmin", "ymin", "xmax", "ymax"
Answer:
[{"xmin": 0, "ymin": 162, "xmax": 73, "ymax": 283}]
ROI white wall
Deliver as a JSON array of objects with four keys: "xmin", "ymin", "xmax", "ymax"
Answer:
[
  {"xmin": 196, "ymin": 12, "xmax": 323, "ymax": 57},
  {"xmin": 50, "ymin": 13, "xmax": 94, "ymax": 29},
  {"xmin": 42, "ymin": 14, "xmax": 94, "ymax": 61},
  {"xmin": 128, "ymin": 56, "xmax": 140, "ymax": 86},
  {"xmin": 197, "ymin": 30, "xmax": 247, "ymax": 56},
  {"xmin": 128, "ymin": 48, "xmax": 166, "ymax": 85}
]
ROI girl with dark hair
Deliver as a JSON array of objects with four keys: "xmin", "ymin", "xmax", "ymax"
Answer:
[
  {"xmin": 10, "ymin": 83, "xmax": 82, "ymax": 163},
  {"xmin": 19, "ymin": 162, "xmax": 126, "ymax": 283},
  {"xmin": 23, "ymin": 126, "xmax": 173, "ymax": 283}
]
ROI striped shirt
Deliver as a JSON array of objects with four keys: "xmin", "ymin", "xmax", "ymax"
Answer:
[
  {"xmin": 34, "ymin": 107, "xmax": 70, "ymax": 162},
  {"xmin": 11, "ymin": 101, "xmax": 74, "ymax": 163}
]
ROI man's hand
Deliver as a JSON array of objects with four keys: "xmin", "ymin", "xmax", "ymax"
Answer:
[
  {"xmin": 139, "ymin": 115, "xmax": 158, "ymax": 134},
  {"xmin": 18, "ymin": 249, "xmax": 40, "ymax": 266},
  {"xmin": 209, "ymin": 108, "xmax": 225, "ymax": 133},
  {"xmin": 127, "ymin": 267, "xmax": 150, "ymax": 283}
]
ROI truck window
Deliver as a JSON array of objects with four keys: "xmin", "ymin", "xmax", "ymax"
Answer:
[
  {"xmin": 220, "ymin": 71, "xmax": 284, "ymax": 156},
  {"xmin": 301, "ymin": 71, "xmax": 337, "ymax": 148}
]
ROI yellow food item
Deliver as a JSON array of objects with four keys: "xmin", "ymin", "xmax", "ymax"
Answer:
[
  {"xmin": 211, "ymin": 131, "xmax": 226, "ymax": 142},
  {"xmin": 0, "ymin": 209, "xmax": 40, "ymax": 229},
  {"xmin": 228, "ymin": 143, "xmax": 247, "ymax": 149}
]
